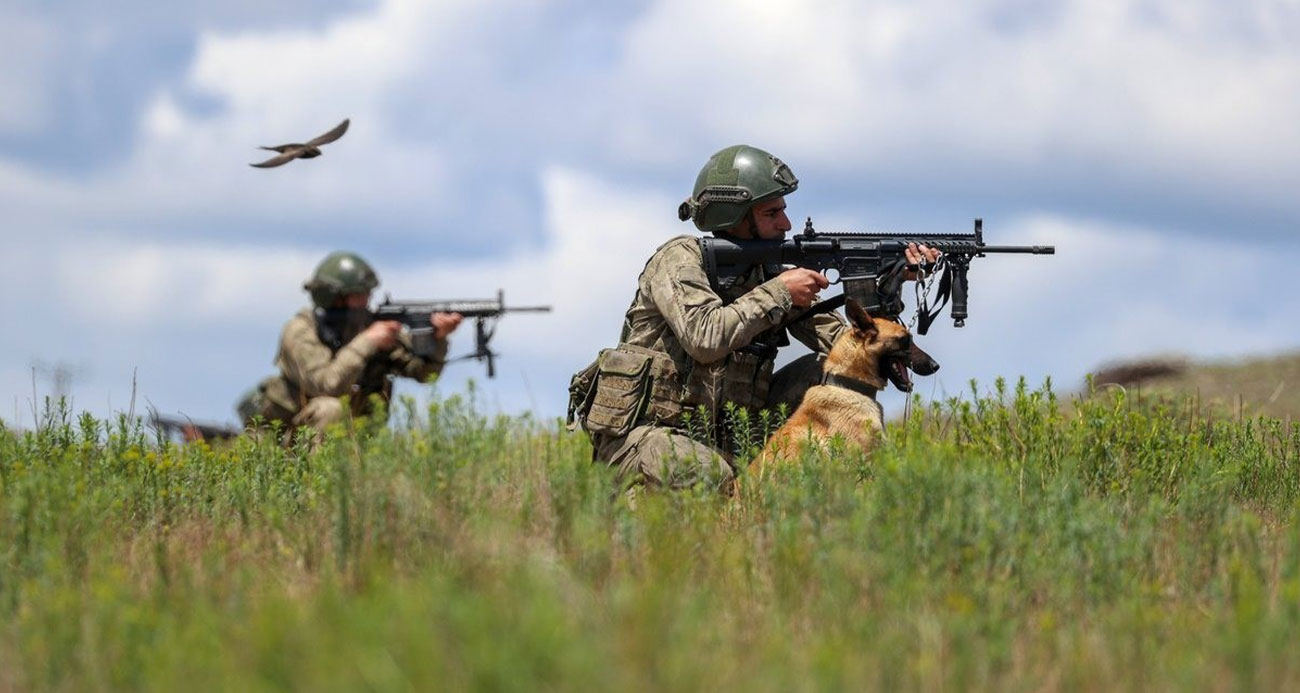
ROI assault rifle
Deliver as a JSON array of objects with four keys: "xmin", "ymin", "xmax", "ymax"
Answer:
[
  {"xmin": 366, "ymin": 290, "xmax": 551, "ymax": 377},
  {"xmin": 700, "ymin": 218, "xmax": 1054, "ymax": 334}
]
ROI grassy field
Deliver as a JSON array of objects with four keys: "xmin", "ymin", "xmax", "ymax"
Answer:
[{"xmin": 2, "ymin": 378, "xmax": 1299, "ymax": 691}]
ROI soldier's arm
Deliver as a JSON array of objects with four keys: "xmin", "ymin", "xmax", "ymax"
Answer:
[
  {"xmin": 648, "ymin": 240, "xmax": 795, "ymax": 364},
  {"xmin": 387, "ymin": 333, "xmax": 448, "ymax": 383},
  {"xmin": 788, "ymin": 311, "xmax": 848, "ymax": 355},
  {"xmin": 279, "ymin": 318, "xmax": 380, "ymax": 397}
]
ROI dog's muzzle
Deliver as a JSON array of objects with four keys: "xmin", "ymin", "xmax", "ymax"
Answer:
[{"xmin": 909, "ymin": 342, "xmax": 940, "ymax": 377}]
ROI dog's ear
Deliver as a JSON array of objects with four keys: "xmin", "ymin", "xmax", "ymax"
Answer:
[{"xmin": 845, "ymin": 298, "xmax": 878, "ymax": 337}]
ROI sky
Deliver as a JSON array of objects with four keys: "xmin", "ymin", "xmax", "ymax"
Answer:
[{"xmin": 2, "ymin": 0, "xmax": 1297, "ymax": 428}]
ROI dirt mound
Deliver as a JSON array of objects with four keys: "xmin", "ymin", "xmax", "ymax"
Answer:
[
  {"xmin": 1089, "ymin": 356, "xmax": 1188, "ymax": 388},
  {"xmin": 1082, "ymin": 350, "xmax": 1300, "ymax": 420}
]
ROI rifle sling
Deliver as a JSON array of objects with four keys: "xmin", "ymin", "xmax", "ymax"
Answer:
[
  {"xmin": 916, "ymin": 264, "xmax": 953, "ymax": 336},
  {"xmin": 785, "ymin": 294, "xmax": 845, "ymax": 326}
]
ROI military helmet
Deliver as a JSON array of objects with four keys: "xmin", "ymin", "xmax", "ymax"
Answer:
[
  {"xmin": 677, "ymin": 144, "xmax": 799, "ymax": 233},
  {"xmin": 303, "ymin": 251, "xmax": 379, "ymax": 307}
]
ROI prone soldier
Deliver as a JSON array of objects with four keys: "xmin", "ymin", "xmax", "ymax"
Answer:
[
  {"xmin": 238, "ymin": 251, "xmax": 462, "ymax": 436},
  {"xmin": 568, "ymin": 145, "xmax": 938, "ymax": 491}
]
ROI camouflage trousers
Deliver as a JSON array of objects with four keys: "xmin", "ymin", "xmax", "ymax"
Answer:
[
  {"xmin": 292, "ymin": 397, "xmax": 348, "ymax": 431},
  {"xmin": 591, "ymin": 353, "xmax": 823, "ymax": 491},
  {"xmin": 238, "ymin": 383, "xmax": 348, "ymax": 442}
]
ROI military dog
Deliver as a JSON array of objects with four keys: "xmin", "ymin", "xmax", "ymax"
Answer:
[{"xmin": 752, "ymin": 299, "xmax": 938, "ymax": 473}]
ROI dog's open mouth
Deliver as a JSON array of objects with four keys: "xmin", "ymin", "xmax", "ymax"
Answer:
[{"xmin": 883, "ymin": 352, "xmax": 913, "ymax": 392}]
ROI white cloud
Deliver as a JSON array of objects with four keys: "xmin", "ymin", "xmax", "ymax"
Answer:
[
  {"xmin": 383, "ymin": 166, "xmax": 675, "ymax": 355},
  {"xmin": 52, "ymin": 240, "xmax": 323, "ymax": 325},
  {"xmin": 0, "ymin": 10, "xmax": 56, "ymax": 134},
  {"xmin": 4, "ymin": 0, "xmax": 1298, "ymax": 239},
  {"xmin": 609, "ymin": 0, "xmax": 1300, "ymax": 206}
]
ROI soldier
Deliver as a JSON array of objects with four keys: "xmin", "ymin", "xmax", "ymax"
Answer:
[
  {"xmin": 238, "ymin": 251, "xmax": 462, "ymax": 436},
  {"xmin": 568, "ymin": 145, "xmax": 937, "ymax": 491}
]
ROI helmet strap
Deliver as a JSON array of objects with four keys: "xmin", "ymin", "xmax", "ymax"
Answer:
[{"xmin": 724, "ymin": 210, "xmax": 757, "ymax": 240}]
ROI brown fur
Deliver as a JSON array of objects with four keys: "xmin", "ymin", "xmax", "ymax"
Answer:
[{"xmin": 751, "ymin": 301, "xmax": 913, "ymax": 476}]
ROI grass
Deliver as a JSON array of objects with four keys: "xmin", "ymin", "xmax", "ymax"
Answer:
[{"xmin": 1, "ymin": 380, "xmax": 1299, "ymax": 691}]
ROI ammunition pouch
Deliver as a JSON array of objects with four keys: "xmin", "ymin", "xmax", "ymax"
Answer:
[
  {"xmin": 569, "ymin": 344, "xmax": 684, "ymax": 438},
  {"xmin": 716, "ymin": 349, "xmax": 775, "ymax": 413},
  {"xmin": 584, "ymin": 348, "xmax": 651, "ymax": 438},
  {"xmin": 569, "ymin": 340, "xmax": 780, "ymax": 444}
]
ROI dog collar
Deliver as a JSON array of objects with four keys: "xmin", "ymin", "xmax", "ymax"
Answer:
[{"xmin": 821, "ymin": 373, "xmax": 879, "ymax": 399}]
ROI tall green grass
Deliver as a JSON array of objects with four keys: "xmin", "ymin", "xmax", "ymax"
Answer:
[{"xmin": 2, "ymin": 381, "xmax": 1298, "ymax": 691}]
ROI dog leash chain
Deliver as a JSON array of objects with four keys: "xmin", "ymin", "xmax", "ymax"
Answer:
[{"xmin": 911, "ymin": 257, "xmax": 938, "ymax": 330}]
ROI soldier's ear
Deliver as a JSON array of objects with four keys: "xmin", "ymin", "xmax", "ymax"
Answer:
[{"xmin": 845, "ymin": 298, "xmax": 877, "ymax": 337}]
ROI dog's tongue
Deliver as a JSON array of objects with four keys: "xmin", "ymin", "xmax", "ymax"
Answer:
[{"xmin": 892, "ymin": 359, "xmax": 913, "ymax": 392}]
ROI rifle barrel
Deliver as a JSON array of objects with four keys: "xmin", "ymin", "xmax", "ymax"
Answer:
[
  {"xmin": 379, "ymin": 302, "xmax": 552, "ymax": 313},
  {"xmin": 975, "ymin": 245, "xmax": 1055, "ymax": 254}
]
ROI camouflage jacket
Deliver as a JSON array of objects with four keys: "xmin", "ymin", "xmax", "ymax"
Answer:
[
  {"xmin": 266, "ymin": 308, "xmax": 447, "ymax": 415},
  {"xmin": 615, "ymin": 234, "xmax": 846, "ymax": 419}
]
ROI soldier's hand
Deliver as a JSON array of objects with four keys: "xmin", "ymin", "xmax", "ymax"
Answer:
[
  {"xmin": 904, "ymin": 243, "xmax": 941, "ymax": 281},
  {"xmin": 362, "ymin": 320, "xmax": 402, "ymax": 350},
  {"xmin": 431, "ymin": 312, "xmax": 462, "ymax": 339},
  {"xmin": 778, "ymin": 268, "xmax": 830, "ymax": 308}
]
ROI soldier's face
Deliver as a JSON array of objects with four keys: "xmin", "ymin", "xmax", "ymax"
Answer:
[
  {"xmin": 342, "ymin": 292, "xmax": 371, "ymax": 309},
  {"xmin": 736, "ymin": 197, "xmax": 791, "ymax": 240}
]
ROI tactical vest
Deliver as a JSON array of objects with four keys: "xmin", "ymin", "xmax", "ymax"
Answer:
[{"xmin": 569, "ymin": 254, "xmax": 785, "ymax": 443}]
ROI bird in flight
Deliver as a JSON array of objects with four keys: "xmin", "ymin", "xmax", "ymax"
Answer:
[{"xmin": 250, "ymin": 118, "xmax": 350, "ymax": 168}]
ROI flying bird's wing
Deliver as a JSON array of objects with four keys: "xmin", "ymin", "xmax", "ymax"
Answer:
[
  {"xmin": 250, "ymin": 149, "xmax": 304, "ymax": 168},
  {"xmin": 259, "ymin": 144, "xmax": 300, "ymax": 153},
  {"xmin": 306, "ymin": 119, "xmax": 350, "ymax": 147}
]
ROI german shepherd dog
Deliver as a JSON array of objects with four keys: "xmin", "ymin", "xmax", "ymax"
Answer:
[{"xmin": 752, "ymin": 299, "xmax": 939, "ymax": 473}]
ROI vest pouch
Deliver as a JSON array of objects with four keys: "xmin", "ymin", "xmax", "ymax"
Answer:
[
  {"xmin": 250, "ymin": 375, "xmax": 300, "ymax": 426},
  {"xmin": 584, "ymin": 347, "xmax": 653, "ymax": 438},
  {"xmin": 261, "ymin": 375, "xmax": 301, "ymax": 415},
  {"xmin": 721, "ymin": 350, "xmax": 775, "ymax": 412}
]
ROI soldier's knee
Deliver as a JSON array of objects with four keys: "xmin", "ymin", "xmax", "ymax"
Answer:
[
  {"xmin": 640, "ymin": 429, "xmax": 733, "ymax": 490},
  {"xmin": 296, "ymin": 396, "xmax": 346, "ymax": 430},
  {"xmin": 601, "ymin": 426, "xmax": 735, "ymax": 492}
]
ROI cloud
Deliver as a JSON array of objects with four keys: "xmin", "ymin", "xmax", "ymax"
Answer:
[
  {"xmin": 0, "ymin": 9, "xmax": 56, "ymax": 134},
  {"xmin": 609, "ymin": 0, "xmax": 1300, "ymax": 231},
  {"xmin": 52, "ymin": 240, "xmax": 322, "ymax": 326},
  {"xmin": 5, "ymin": 0, "xmax": 1298, "ymax": 247}
]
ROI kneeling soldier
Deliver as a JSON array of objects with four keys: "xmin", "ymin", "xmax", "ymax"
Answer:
[
  {"xmin": 569, "ymin": 145, "xmax": 936, "ymax": 491},
  {"xmin": 239, "ymin": 251, "xmax": 462, "ymax": 436}
]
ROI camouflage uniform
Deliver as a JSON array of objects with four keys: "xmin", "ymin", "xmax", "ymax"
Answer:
[
  {"xmin": 573, "ymin": 235, "xmax": 845, "ymax": 490},
  {"xmin": 245, "ymin": 308, "xmax": 447, "ymax": 433}
]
